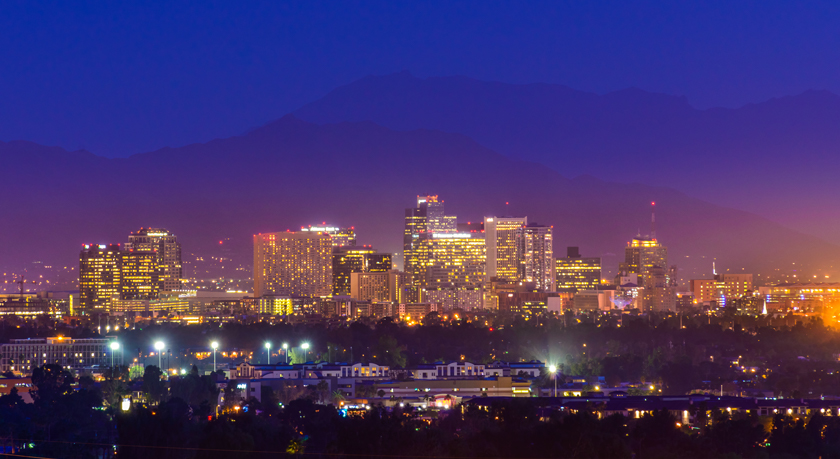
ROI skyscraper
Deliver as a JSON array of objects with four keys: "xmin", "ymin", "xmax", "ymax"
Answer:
[
  {"xmin": 518, "ymin": 223, "xmax": 554, "ymax": 291},
  {"xmin": 332, "ymin": 246, "xmax": 392, "ymax": 295},
  {"xmin": 79, "ymin": 244, "xmax": 122, "ymax": 312},
  {"xmin": 424, "ymin": 232, "xmax": 486, "ymax": 288},
  {"xmin": 484, "ymin": 216, "xmax": 527, "ymax": 282},
  {"xmin": 556, "ymin": 246, "xmax": 601, "ymax": 291},
  {"xmin": 619, "ymin": 204, "xmax": 675, "ymax": 311},
  {"xmin": 120, "ymin": 250, "xmax": 160, "ymax": 300},
  {"xmin": 619, "ymin": 237, "xmax": 667, "ymax": 285},
  {"xmin": 403, "ymin": 195, "xmax": 457, "ymax": 300},
  {"xmin": 253, "ymin": 231, "xmax": 333, "ymax": 298},
  {"xmin": 126, "ymin": 228, "xmax": 182, "ymax": 292}
]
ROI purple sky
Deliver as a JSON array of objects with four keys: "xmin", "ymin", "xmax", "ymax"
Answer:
[{"xmin": 2, "ymin": 0, "xmax": 840, "ymax": 157}]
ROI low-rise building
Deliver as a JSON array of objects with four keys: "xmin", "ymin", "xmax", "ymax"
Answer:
[{"xmin": 0, "ymin": 337, "xmax": 109, "ymax": 374}]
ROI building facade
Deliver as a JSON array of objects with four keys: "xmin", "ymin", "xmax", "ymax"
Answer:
[
  {"xmin": 126, "ymin": 228, "xmax": 182, "ymax": 292},
  {"xmin": 403, "ymin": 196, "xmax": 457, "ymax": 300},
  {"xmin": 425, "ymin": 232, "xmax": 486, "ymax": 289},
  {"xmin": 253, "ymin": 231, "xmax": 333, "ymax": 298},
  {"xmin": 332, "ymin": 247, "xmax": 391, "ymax": 296},
  {"xmin": 0, "ymin": 337, "xmax": 109, "ymax": 374},
  {"xmin": 302, "ymin": 225, "xmax": 357, "ymax": 248},
  {"xmin": 120, "ymin": 250, "xmax": 160, "ymax": 300},
  {"xmin": 484, "ymin": 216, "xmax": 527, "ymax": 282},
  {"xmin": 556, "ymin": 246, "xmax": 601, "ymax": 291},
  {"xmin": 519, "ymin": 223, "xmax": 554, "ymax": 292},
  {"xmin": 79, "ymin": 244, "xmax": 122, "ymax": 312}
]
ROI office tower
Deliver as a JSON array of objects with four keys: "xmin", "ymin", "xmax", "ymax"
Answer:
[
  {"xmin": 556, "ymin": 246, "xmax": 601, "ymax": 291},
  {"xmin": 79, "ymin": 244, "xmax": 122, "ymax": 312},
  {"xmin": 425, "ymin": 232, "xmax": 486, "ymax": 289},
  {"xmin": 403, "ymin": 195, "xmax": 457, "ymax": 300},
  {"xmin": 126, "ymin": 228, "xmax": 182, "ymax": 292},
  {"xmin": 302, "ymin": 225, "xmax": 357, "ymax": 248},
  {"xmin": 619, "ymin": 237, "xmax": 667, "ymax": 285},
  {"xmin": 253, "ymin": 231, "xmax": 333, "ymax": 298},
  {"xmin": 518, "ymin": 223, "xmax": 554, "ymax": 291},
  {"xmin": 120, "ymin": 250, "xmax": 160, "ymax": 300},
  {"xmin": 332, "ymin": 246, "xmax": 392, "ymax": 295},
  {"xmin": 484, "ymin": 216, "xmax": 527, "ymax": 282}
]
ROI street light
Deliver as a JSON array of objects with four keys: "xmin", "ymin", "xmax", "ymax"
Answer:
[
  {"xmin": 301, "ymin": 342, "xmax": 310, "ymax": 362},
  {"xmin": 110, "ymin": 342, "xmax": 119, "ymax": 368},
  {"xmin": 154, "ymin": 341, "xmax": 165, "ymax": 368},
  {"xmin": 211, "ymin": 341, "xmax": 219, "ymax": 372},
  {"xmin": 265, "ymin": 342, "xmax": 272, "ymax": 365},
  {"xmin": 549, "ymin": 365, "xmax": 557, "ymax": 397},
  {"xmin": 282, "ymin": 343, "xmax": 289, "ymax": 364}
]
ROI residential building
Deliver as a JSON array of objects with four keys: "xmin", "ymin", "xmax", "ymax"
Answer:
[
  {"xmin": 519, "ymin": 223, "xmax": 554, "ymax": 291},
  {"xmin": 424, "ymin": 232, "xmax": 486, "ymax": 288},
  {"xmin": 253, "ymin": 231, "xmax": 333, "ymax": 298}
]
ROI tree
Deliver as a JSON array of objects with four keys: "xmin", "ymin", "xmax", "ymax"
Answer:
[{"xmin": 142, "ymin": 365, "xmax": 167, "ymax": 404}]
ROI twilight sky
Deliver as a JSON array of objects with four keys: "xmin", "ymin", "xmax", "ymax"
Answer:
[{"xmin": 2, "ymin": 0, "xmax": 840, "ymax": 156}]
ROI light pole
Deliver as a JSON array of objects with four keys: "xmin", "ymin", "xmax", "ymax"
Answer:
[
  {"xmin": 211, "ymin": 341, "xmax": 219, "ymax": 372},
  {"xmin": 549, "ymin": 365, "xmax": 557, "ymax": 397},
  {"xmin": 282, "ymin": 343, "xmax": 289, "ymax": 364},
  {"xmin": 265, "ymin": 342, "xmax": 271, "ymax": 365},
  {"xmin": 110, "ymin": 342, "xmax": 119, "ymax": 368},
  {"xmin": 154, "ymin": 341, "xmax": 164, "ymax": 368},
  {"xmin": 301, "ymin": 342, "xmax": 310, "ymax": 362}
]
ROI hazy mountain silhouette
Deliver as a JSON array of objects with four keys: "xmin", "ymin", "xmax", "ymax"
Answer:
[
  {"xmin": 294, "ymin": 71, "xmax": 840, "ymax": 243},
  {"xmin": 1, "ymin": 117, "xmax": 837, "ymax": 285}
]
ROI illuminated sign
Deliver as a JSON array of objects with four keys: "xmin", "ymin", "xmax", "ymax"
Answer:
[
  {"xmin": 237, "ymin": 383, "xmax": 247, "ymax": 389},
  {"xmin": 303, "ymin": 226, "xmax": 339, "ymax": 232},
  {"xmin": 432, "ymin": 233, "xmax": 473, "ymax": 239}
]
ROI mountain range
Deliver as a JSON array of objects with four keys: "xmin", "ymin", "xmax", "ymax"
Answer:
[
  {"xmin": 294, "ymin": 71, "xmax": 840, "ymax": 245},
  {"xmin": 2, "ymin": 114, "xmax": 837, "ymax": 285}
]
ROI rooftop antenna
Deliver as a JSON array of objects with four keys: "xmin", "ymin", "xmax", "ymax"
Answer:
[
  {"xmin": 651, "ymin": 201, "xmax": 656, "ymax": 239},
  {"xmin": 713, "ymin": 262, "xmax": 717, "ymax": 276}
]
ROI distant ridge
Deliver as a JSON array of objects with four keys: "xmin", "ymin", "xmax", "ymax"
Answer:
[
  {"xmin": 0, "ymin": 117, "xmax": 838, "ymax": 283},
  {"xmin": 294, "ymin": 72, "xmax": 840, "ymax": 244}
]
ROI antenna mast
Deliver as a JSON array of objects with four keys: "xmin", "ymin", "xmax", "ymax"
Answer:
[{"xmin": 651, "ymin": 201, "xmax": 656, "ymax": 239}]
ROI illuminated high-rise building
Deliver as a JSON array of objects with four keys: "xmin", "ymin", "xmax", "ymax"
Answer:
[
  {"xmin": 518, "ymin": 223, "xmax": 554, "ymax": 291},
  {"xmin": 424, "ymin": 232, "xmax": 486, "ymax": 289},
  {"xmin": 403, "ymin": 195, "xmax": 457, "ymax": 300},
  {"xmin": 619, "ymin": 204, "xmax": 676, "ymax": 311},
  {"xmin": 79, "ymin": 244, "xmax": 122, "ymax": 312},
  {"xmin": 126, "ymin": 228, "xmax": 182, "ymax": 292},
  {"xmin": 302, "ymin": 225, "xmax": 357, "ymax": 248},
  {"xmin": 253, "ymin": 231, "xmax": 333, "ymax": 298},
  {"xmin": 332, "ymin": 246, "xmax": 392, "ymax": 295},
  {"xmin": 120, "ymin": 250, "xmax": 160, "ymax": 300},
  {"xmin": 484, "ymin": 216, "xmax": 527, "ymax": 282},
  {"xmin": 619, "ymin": 237, "xmax": 667, "ymax": 285},
  {"xmin": 556, "ymin": 247, "xmax": 601, "ymax": 291}
]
